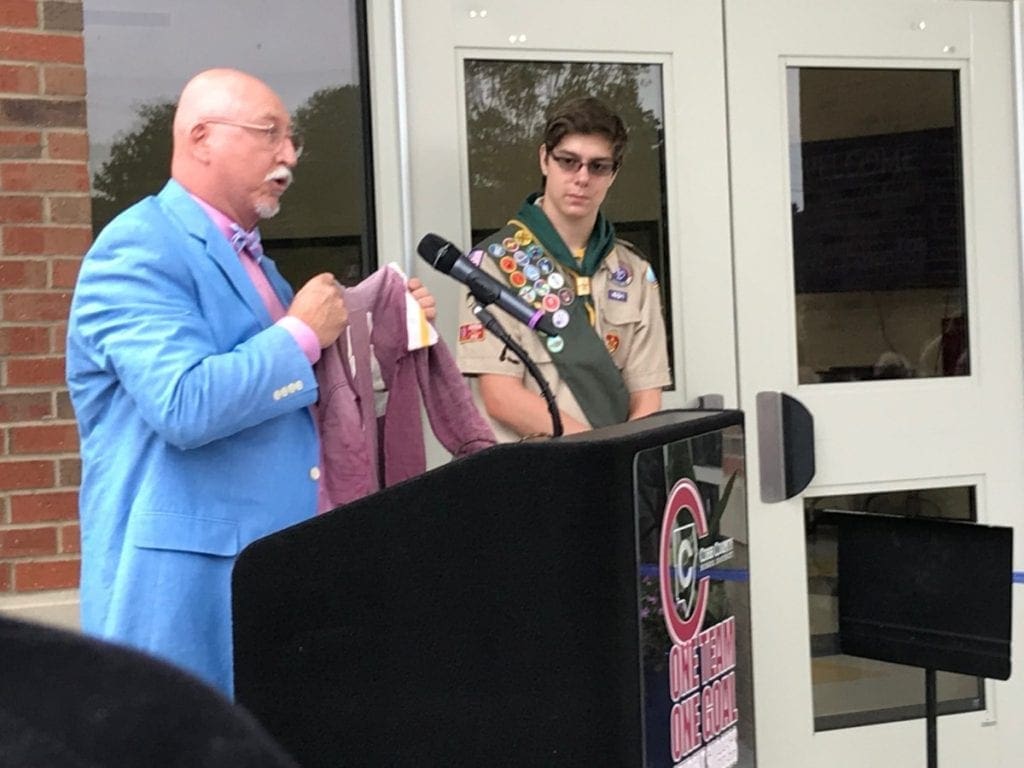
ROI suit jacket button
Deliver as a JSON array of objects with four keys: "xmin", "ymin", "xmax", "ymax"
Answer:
[{"xmin": 309, "ymin": 466, "xmax": 321, "ymax": 481}]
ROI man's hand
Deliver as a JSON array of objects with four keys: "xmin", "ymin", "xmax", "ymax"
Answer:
[
  {"xmin": 287, "ymin": 273, "xmax": 348, "ymax": 348},
  {"xmin": 407, "ymin": 277, "xmax": 437, "ymax": 322}
]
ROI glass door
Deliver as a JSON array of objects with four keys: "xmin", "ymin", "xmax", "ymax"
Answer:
[
  {"xmin": 398, "ymin": 0, "xmax": 738, "ymax": 411},
  {"xmin": 726, "ymin": 0, "xmax": 1024, "ymax": 765}
]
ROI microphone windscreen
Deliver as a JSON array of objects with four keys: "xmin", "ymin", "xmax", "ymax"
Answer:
[{"xmin": 416, "ymin": 233, "xmax": 459, "ymax": 273}]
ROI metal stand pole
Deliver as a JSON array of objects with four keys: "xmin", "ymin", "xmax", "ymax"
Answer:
[{"xmin": 926, "ymin": 667, "xmax": 937, "ymax": 768}]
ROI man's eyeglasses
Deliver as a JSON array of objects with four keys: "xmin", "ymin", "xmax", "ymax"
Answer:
[
  {"xmin": 203, "ymin": 118, "xmax": 304, "ymax": 158},
  {"xmin": 548, "ymin": 151, "xmax": 619, "ymax": 177}
]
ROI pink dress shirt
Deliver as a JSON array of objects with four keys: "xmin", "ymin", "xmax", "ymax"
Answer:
[{"xmin": 190, "ymin": 195, "xmax": 320, "ymax": 363}]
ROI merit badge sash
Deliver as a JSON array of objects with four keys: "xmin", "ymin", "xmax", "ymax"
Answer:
[{"xmin": 471, "ymin": 221, "xmax": 629, "ymax": 428}]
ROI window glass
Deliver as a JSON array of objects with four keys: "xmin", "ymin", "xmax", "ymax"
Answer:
[
  {"xmin": 788, "ymin": 68, "xmax": 967, "ymax": 384},
  {"xmin": 463, "ymin": 60, "xmax": 674, "ymax": 381},
  {"xmin": 83, "ymin": 0, "xmax": 373, "ymax": 287}
]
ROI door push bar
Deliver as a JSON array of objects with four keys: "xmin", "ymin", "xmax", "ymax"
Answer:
[{"xmin": 756, "ymin": 391, "xmax": 815, "ymax": 503}]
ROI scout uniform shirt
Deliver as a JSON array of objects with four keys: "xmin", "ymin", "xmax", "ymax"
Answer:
[{"xmin": 456, "ymin": 235, "xmax": 672, "ymax": 442}]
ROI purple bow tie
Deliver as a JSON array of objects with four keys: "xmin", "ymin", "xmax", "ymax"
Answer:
[{"xmin": 230, "ymin": 224, "xmax": 264, "ymax": 262}]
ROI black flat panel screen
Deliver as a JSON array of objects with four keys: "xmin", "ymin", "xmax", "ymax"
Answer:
[{"xmin": 833, "ymin": 512, "xmax": 1012, "ymax": 680}]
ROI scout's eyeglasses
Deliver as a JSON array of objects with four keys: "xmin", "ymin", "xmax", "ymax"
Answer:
[
  {"xmin": 548, "ymin": 151, "xmax": 619, "ymax": 177},
  {"xmin": 202, "ymin": 118, "xmax": 304, "ymax": 158}
]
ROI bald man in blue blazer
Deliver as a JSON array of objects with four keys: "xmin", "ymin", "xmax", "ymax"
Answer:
[{"xmin": 67, "ymin": 69, "xmax": 433, "ymax": 697}]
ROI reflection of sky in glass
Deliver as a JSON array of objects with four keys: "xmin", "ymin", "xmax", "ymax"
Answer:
[
  {"xmin": 83, "ymin": 0, "xmax": 358, "ymax": 173},
  {"xmin": 640, "ymin": 69, "xmax": 663, "ymax": 124}
]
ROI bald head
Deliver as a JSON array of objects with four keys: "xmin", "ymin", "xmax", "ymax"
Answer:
[
  {"xmin": 170, "ymin": 68, "xmax": 296, "ymax": 228},
  {"xmin": 172, "ymin": 69, "xmax": 277, "ymax": 166}
]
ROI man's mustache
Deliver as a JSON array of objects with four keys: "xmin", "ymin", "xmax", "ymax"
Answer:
[{"xmin": 265, "ymin": 166, "xmax": 293, "ymax": 188}]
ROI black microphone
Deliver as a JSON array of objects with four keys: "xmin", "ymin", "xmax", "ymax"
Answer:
[{"xmin": 417, "ymin": 233, "xmax": 559, "ymax": 337}]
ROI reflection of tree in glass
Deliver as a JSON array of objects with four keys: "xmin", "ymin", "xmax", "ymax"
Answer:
[
  {"xmin": 91, "ymin": 102, "xmax": 175, "ymax": 233},
  {"xmin": 267, "ymin": 85, "xmax": 367, "ymax": 239},
  {"xmin": 90, "ymin": 86, "xmax": 367, "ymax": 241},
  {"xmin": 464, "ymin": 60, "xmax": 663, "ymax": 229}
]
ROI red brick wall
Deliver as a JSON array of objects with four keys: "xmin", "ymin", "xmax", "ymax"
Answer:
[{"xmin": 1, "ymin": 1, "xmax": 86, "ymax": 594}]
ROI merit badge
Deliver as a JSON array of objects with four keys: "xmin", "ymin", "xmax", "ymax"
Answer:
[
  {"xmin": 645, "ymin": 265, "xmax": 658, "ymax": 285},
  {"xmin": 514, "ymin": 249, "xmax": 531, "ymax": 266},
  {"xmin": 524, "ymin": 264, "xmax": 541, "ymax": 282},
  {"xmin": 608, "ymin": 289, "xmax": 628, "ymax": 302},
  {"xmin": 538, "ymin": 258, "xmax": 554, "ymax": 275},
  {"xmin": 510, "ymin": 271, "xmax": 527, "ymax": 288},
  {"xmin": 558, "ymin": 287, "xmax": 575, "ymax": 306},
  {"xmin": 499, "ymin": 255, "xmax": 517, "ymax": 273},
  {"xmin": 605, "ymin": 333, "xmax": 620, "ymax": 354},
  {"xmin": 547, "ymin": 272, "xmax": 565, "ymax": 291},
  {"xmin": 502, "ymin": 236, "xmax": 519, "ymax": 252},
  {"xmin": 518, "ymin": 285, "xmax": 538, "ymax": 304},
  {"xmin": 468, "ymin": 249, "xmax": 485, "ymax": 267},
  {"xmin": 514, "ymin": 229, "xmax": 533, "ymax": 246},
  {"xmin": 488, "ymin": 243, "xmax": 505, "ymax": 257},
  {"xmin": 546, "ymin": 335, "xmax": 565, "ymax": 354},
  {"xmin": 534, "ymin": 280, "xmax": 551, "ymax": 297},
  {"xmin": 527, "ymin": 244, "xmax": 543, "ymax": 260},
  {"xmin": 459, "ymin": 323, "xmax": 485, "ymax": 343},
  {"xmin": 611, "ymin": 265, "xmax": 632, "ymax": 286},
  {"xmin": 552, "ymin": 309, "xmax": 570, "ymax": 329},
  {"xmin": 542, "ymin": 293, "xmax": 561, "ymax": 313}
]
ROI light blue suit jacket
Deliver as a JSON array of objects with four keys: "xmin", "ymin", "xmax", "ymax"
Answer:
[{"xmin": 66, "ymin": 180, "xmax": 320, "ymax": 696}]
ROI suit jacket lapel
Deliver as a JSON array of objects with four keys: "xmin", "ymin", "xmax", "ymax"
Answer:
[
  {"xmin": 156, "ymin": 180, "xmax": 274, "ymax": 328},
  {"xmin": 260, "ymin": 256, "xmax": 296, "ymax": 309}
]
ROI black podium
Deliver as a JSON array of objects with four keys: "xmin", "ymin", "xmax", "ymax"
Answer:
[{"xmin": 233, "ymin": 410, "xmax": 755, "ymax": 767}]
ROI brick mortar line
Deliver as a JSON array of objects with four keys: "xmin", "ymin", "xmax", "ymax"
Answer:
[
  {"xmin": 0, "ymin": 421, "xmax": 78, "ymax": 428},
  {"xmin": 0, "ymin": 93, "xmax": 85, "ymax": 98},
  {"xmin": 0, "ymin": 488, "xmax": 81, "ymax": 494},
  {"xmin": 0, "ymin": 158, "xmax": 88, "ymax": 163},
  {"xmin": 0, "ymin": 28, "xmax": 85, "ymax": 38},
  {"xmin": 0, "ymin": 385, "xmax": 70, "ymax": 390},
  {"xmin": 0, "ymin": 456, "xmax": 80, "ymax": 463}
]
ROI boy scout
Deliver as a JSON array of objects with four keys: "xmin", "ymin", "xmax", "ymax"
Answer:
[{"xmin": 457, "ymin": 97, "xmax": 671, "ymax": 440}]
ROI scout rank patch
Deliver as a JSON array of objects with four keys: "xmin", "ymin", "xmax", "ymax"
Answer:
[{"xmin": 610, "ymin": 264, "xmax": 632, "ymax": 286}]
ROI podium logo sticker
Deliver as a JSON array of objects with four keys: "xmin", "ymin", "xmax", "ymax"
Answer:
[
  {"xmin": 660, "ymin": 478, "xmax": 710, "ymax": 645},
  {"xmin": 671, "ymin": 522, "xmax": 699, "ymax": 620}
]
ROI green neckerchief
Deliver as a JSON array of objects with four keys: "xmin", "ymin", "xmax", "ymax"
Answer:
[{"xmin": 514, "ymin": 192, "xmax": 616, "ymax": 277}]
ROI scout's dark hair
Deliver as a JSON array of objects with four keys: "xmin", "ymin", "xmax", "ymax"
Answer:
[{"xmin": 542, "ymin": 96, "xmax": 629, "ymax": 166}]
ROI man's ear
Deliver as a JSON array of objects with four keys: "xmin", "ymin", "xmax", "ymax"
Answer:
[
  {"xmin": 538, "ymin": 143, "xmax": 548, "ymax": 176},
  {"xmin": 189, "ymin": 122, "xmax": 212, "ymax": 163}
]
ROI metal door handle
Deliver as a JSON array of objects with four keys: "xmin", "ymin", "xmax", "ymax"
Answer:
[{"xmin": 756, "ymin": 391, "xmax": 815, "ymax": 503}]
